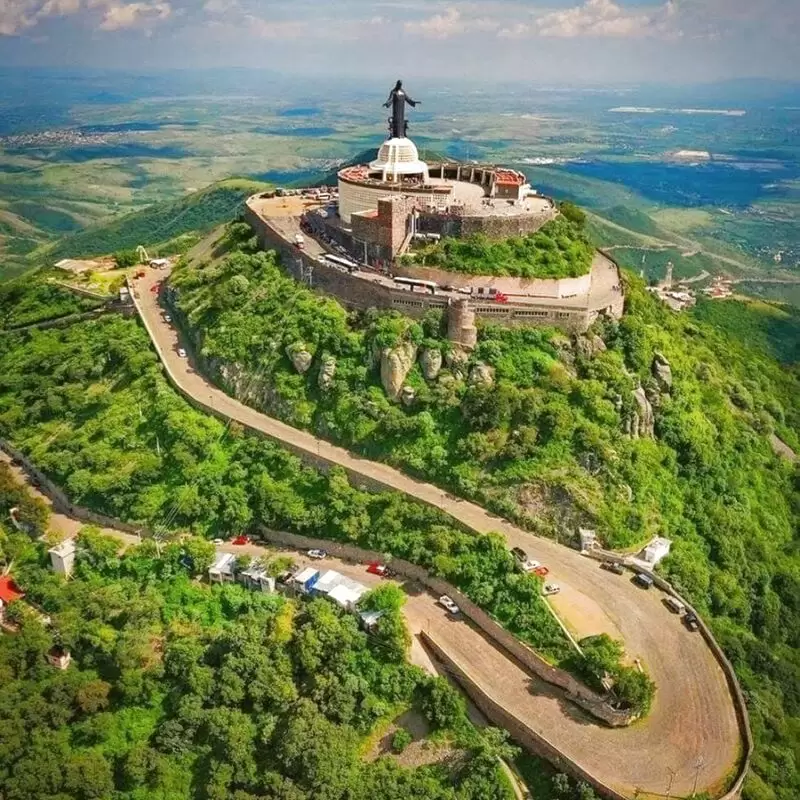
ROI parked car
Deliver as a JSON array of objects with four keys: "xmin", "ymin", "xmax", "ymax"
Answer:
[
  {"xmin": 231, "ymin": 535, "xmax": 250, "ymax": 545},
  {"xmin": 438, "ymin": 595, "xmax": 460, "ymax": 615},
  {"xmin": 163, "ymin": 313, "xmax": 172, "ymax": 323},
  {"xmin": 633, "ymin": 573, "xmax": 654, "ymax": 590},
  {"xmin": 366, "ymin": 562, "xmax": 390, "ymax": 577},
  {"xmin": 212, "ymin": 538, "xmax": 224, "ymax": 545},
  {"xmin": 307, "ymin": 549, "xmax": 327, "ymax": 560},
  {"xmin": 532, "ymin": 565, "xmax": 550, "ymax": 578},
  {"xmin": 520, "ymin": 559, "xmax": 540, "ymax": 572},
  {"xmin": 542, "ymin": 583, "xmax": 560, "ymax": 596},
  {"xmin": 511, "ymin": 547, "xmax": 527, "ymax": 562},
  {"xmin": 601, "ymin": 560, "xmax": 625, "ymax": 575},
  {"xmin": 177, "ymin": 348, "xmax": 187, "ymax": 358},
  {"xmin": 684, "ymin": 612, "xmax": 700, "ymax": 632},
  {"xmin": 664, "ymin": 596, "xmax": 686, "ymax": 614}
]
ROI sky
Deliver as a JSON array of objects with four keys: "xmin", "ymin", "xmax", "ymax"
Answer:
[{"xmin": 0, "ymin": 0, "xmax": 798, "ymax": 84}]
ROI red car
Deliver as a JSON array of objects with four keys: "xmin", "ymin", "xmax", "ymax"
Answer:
[
  {"xmin": 494, "ymin": 292, "xmax": 509, "ymax": 303},
  {"xmin": 366, "ymin": 562, "xmax": 390, "ymax": 577},
  {"xmin": 231, "ymin": 535, "xmax": 250, "ymax": 546},
  {"xmin": 533, "ymin": 565, "xmax": 550, "ymax": 578}
]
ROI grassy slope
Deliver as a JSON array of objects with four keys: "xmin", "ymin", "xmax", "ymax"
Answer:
[{"xmin": 45, "ymin": 178, "xmax": 268, "ymax": 261}]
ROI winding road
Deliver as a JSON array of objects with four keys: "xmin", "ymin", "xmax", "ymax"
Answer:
[{"xmin": 127, "ymin": 267, "xmax": 743, "ymax": 798}]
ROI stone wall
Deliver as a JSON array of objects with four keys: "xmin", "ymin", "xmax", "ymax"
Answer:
[
  {"xmin": 393, "ymin": 263, "xmax": 592, "ymax": 299},
  {"xmin": 245, "ymin": 202, "xmax": 598, "ymax": 334},
  {"xmin": 582, "ymin": 549, "xmax": 751, "ymax": 800},
  {"xmin": 253, "ymin": 527, "xmax": 633, "ymax": 728},
  {"xmin": 415, "ymin": 206, "xmax": 555, "ymax": 241}
]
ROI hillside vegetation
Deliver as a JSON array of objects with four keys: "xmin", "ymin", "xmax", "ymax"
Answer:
[
  {"xmin": 404, "ymin": 216, "xmax": 593, "ymax": 279},
  {"xmin": 0, "ymin": 520, "xmax": 520, "ymax": 800},
  {"xmin": 171, "ymin": 229, "xmax": 799, "ymax": 799},
  {"xmin": 46, "ymin": 179, "xmax": 268, "ymax": 262}
]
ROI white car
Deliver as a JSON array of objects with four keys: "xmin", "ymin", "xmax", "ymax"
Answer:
[
  {"xmin": 438, "ymin": 595, "xmax": 460, "ymax": 615},
  {"xmin": 521, "ymin": 559, "xmax": 541, "ymax": 573},
  {"xmin": 307, "ymin": 548, "xmax": 327, "ymax": 560},
  {"xmin": 164, "ymin": 314, "xmax": 172, "ymax": 323},
  {"xmin": 177, "ymin": 348, "xmax": 187, "ymax": 358},
  {"xmin": 212, "ymin": 538, "xmax": 224, "ymax": 546},
  {"xmin": 542, "ymin": 583, "xmax": 561, "ymax": 596}
]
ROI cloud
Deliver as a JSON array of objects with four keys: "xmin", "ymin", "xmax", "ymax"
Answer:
[
  {"xmin": 531, "ymin": 0, "xmax": 675, "ymax": 39},
  {"xmin": 403, "ymin": 6, "xmax": 497, "ymax": 39},
  {"xmin": 91, "ymin": 0, "xmax": 172, "ymax": 31},
  {"xmin": 0, "ymin": 0, "xmax": 171, "ymax": 35},
  {"xmin": 0, "ymin": 0, "xmax": 80, "ymax": 35}
]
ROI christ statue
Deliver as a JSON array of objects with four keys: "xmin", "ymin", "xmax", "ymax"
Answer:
[{"xmin": 383, "ymin": 80, "xmax": 420, "ymax": 139}]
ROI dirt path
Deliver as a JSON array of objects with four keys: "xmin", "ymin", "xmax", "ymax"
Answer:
[{"xmin": 122, "ymin": 269, "xmax": 744, "ymax": 797}]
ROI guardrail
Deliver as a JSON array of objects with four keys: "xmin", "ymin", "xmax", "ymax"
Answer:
[{"xmin": 583, "ymin": 548, "xmax": 752, "ymax": 800}]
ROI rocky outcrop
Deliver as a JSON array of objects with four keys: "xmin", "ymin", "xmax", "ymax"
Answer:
[
  {"xmin": 420, "ymin": 348, "xmax": 443, "ymax": 381},
  {"xmin": 652, "ymin": 351, "xmax": 673, "ymax": 393},
  {"xmin": 627, "ymin": 386, "xmax": 654, "ymax": 439},
  {"xmin": 286, "ymin": 343, "xmax": 313, "ymax": 375},
  {"xmin": 318, "ymin": 356, "xmax": 336, "ymax": 391},
  {"xmin": 401, "ymin": 386, "xmax": 416, "ymax": 407},
  {"xmin": 469, "ymin": 362, "xmax": 495, "ymax": 388},
  {"xmin": 380, "ymin": 342, "xmax": 417, "ymax": 401},
  {"xmin": 575, "ymin": 333, "xmax": 607, "ymax": 360}
]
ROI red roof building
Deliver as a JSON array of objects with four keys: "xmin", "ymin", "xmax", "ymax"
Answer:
[{"xmin": 0, "ymin": 576, "xmax": 25, "ymax": 605}]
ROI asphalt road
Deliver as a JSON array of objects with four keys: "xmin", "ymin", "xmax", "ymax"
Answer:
[{"xmin": 130, "ymin": 267, "xmax": 742, "ymax": 798}]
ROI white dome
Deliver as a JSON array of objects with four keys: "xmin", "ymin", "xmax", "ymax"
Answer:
[{"xmin": 369, "ymin": 137, "xmax": 429, "ymax": 181}]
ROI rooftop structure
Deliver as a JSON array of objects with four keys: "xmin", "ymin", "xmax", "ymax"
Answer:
[
  {"xmin": 208, "ymin": 552, "xmax": 237, "ymax": 583},
  {"xmin": 49, "ymin": 538, "xmax": 77, "ymax": 577}
]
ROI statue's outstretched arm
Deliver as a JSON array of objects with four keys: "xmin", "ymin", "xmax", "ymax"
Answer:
[
  {"xmin": 383, "ymin": 91, "xmax": 394, "ymax": 108},
  {"xmin": 406, "ymin": 96, "xmax": 420, "ymax": 107}
]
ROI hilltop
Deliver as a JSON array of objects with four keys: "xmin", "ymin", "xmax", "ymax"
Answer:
[{"xmin": 43, "ymin": 178, "xmax": 269, "ymax": 263}]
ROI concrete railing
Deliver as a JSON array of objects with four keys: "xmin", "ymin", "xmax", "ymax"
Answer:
[
  {"xmin": 0, "ymin": 439, "xmax": 148, "ymax": 538},
  {"xmin": 255, "ymin": 527, "xmax": 633, "ymax": 727},
  {"xmin": 583, "ymin": 548, "xmax": 752, "ymax": 800},
  {"xmin": 422, "ymin": 633, "xmax": 630, "ymax": 800}
]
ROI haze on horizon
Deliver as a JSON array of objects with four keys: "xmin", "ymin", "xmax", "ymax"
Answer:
[{"xmin": 0, "ymin": 0, "xmax": 798, "ymax": 86}]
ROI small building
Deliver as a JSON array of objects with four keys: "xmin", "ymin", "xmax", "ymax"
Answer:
[
  {"xmin": 149, "ymin": 258, "xmax": 170, "ymax": 269},
  {"xmin": 579, "ymin": 528, "xmax": 599, "ymax": 553},
  {"xmin": 643, "ymin": 537, "xmax": 672, "ymax": 567},
  {"xmin": 49, "ymin": 538, "xmax": 78, "ymax": 577},
  {"xmin": 328, "ymin": 581, "xmax": 367, "ymax": 611},
  {"xmin": 0, "ymin": 576, "xmax": 25, "ymax": 623},
  {"xmin": 359, "ymin": 609, "xmax": 384, "ymax": 632},
  {"xmin": 292, "ymin": 567, "xmax": 320, "ymax": 594},
  {"xmin": 47, "ymin": 646, "xmax": 72, "ymax": 670},
  {"xmin": 238, "ymin": 565, "xmax": 276, "ymax": 593},
  {"xmin": 313, "ymin": 569, "xmax": 346, "ymax": 596},
  {"xmin": 208, "ymin": 552, "xmax": 237, "ymax": 584}
]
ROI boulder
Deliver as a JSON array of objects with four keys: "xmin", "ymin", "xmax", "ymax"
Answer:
[
  {"xmin": 420, "ymin": 348, "xmax": 443, "ymax": 381},
  {"xmin": 286, "ymin": 343, "xmax": 313, "ymax": 375},
  {"xmin": 318, "ymin": 356, "xmax": 336, "ymax": 391},
  {"xmin": 381, "ymin": 341, "xmax": 417, "ymax": 401},
  {"xmin": 652, "ymin": 351, "xmax": 673, "ymax": 393},
  {"xmin": 575, "ymin": 333, "xmax": 607, "ymax": 360},
  {"xmin": 469, "ymin": 362, "xmax": 495, "ymax": 388},
  {"xmin": 401, "ymin": 386, "xmax": 416, "ymax": 407},
  {"xmin": 630, "ymin": 386, "xmax": 654, "ymax": 438},
  {"xmin": 445, "ymin": 347, "xmax": 469, "ymax": 370}
]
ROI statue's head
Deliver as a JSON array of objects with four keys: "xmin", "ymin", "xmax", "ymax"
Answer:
[{"xmin": 395, "ymin": 80, "xmax": 403, "ymax": 89}]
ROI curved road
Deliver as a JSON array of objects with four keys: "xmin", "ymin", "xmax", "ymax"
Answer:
[{"xmin": 131, "ymin": 268, "xmax": 742, "ymax": 798}]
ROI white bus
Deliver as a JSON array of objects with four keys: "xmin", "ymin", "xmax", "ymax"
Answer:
[
  {"xmin": 322, "ymin": 253, "xmax": 358, "ymax": 272},
  {"xmin": 393, "ymin": 276, "xmax": 438, "ymax": 295}
]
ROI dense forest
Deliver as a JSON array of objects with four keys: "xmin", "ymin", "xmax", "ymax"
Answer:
[
  {"xmin": 0, "ymin": 280, "xmax": 104, "ymax": 330},
  {"xmin": 0, "ymin": 308, "xmax": 656, "ymax": 708},
  {"xmin": 0, "ymin": 521, "xmax": 528, "ymax": 800},
  {"xmin": 169, "ymin": 232, "xmax": 799, "ymax": 800},
  {"xmin": 403, "ymin": 215, "xmax": 593, "ymax": 279}
]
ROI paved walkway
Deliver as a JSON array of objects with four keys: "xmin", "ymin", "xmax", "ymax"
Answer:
[{"xmin": 126, "ymin": 268, "xmax": 742, "ymax": 798}]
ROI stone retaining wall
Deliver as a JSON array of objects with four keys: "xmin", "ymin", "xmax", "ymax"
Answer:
[
  {"xmin": 422, "ymin": 633, "xmax": 630, "ymax": 800},
  {"xmin": 244, "ymin": 201, "xmax": 596, "ymax": 333},
  {"xmin": 254, "ymin": 527, "xmax": 633, "ymax": 727},
  {"xmin": 583, "ymin": 548, "xmax": 751, "ymax": 800}
]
